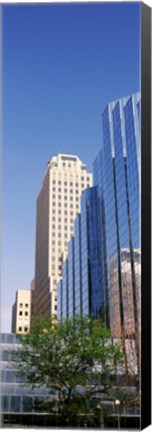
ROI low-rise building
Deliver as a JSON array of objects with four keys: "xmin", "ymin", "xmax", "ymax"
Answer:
[{"xmin": 11, "ymin": 290, "xmax": 31, "ymax": 334}]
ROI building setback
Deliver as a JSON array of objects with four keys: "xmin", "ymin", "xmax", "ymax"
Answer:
[
  {"xmin": 34, "ymin": 154, "xmax": 92, "ymax": 319},
  {"xmin": 93, "ymin": 92, "xmax": 141, "ymax": 339}
]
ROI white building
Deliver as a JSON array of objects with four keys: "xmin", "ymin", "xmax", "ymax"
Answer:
[
  {"xmin": 34, "ymin": 153, "xmax": 92, "ymax": 319},
  {"xmin": 11, "ymin": 289, "xmax": 31, "ymax": 334}
]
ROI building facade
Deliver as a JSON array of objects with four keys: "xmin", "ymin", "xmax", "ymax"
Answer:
[
  {"xmin": 0, "ymin": 333, "xmax": 57, "ymax": 427},
  {"xmin": 11, "ymin": 290, "xmax": 31, "ymax": 334},
  {"xmin": 57, "ymin": 186, "xmax": 103, "ymax": 320},
  {"xmin": 0, "ymin": 333, "xmax": 140, "ymax": 428},
  {"xmin": 34, "ymin": 154, "xmax": 92, "ymax": 319},
  {"xmin": 93, "ymin": 93, "xmax": 141, "ymax": 339}
]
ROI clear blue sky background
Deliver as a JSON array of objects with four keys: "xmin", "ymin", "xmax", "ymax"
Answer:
[{"xmin": 2, "ymin": 3, "xmax": 140, "ymax": 332}]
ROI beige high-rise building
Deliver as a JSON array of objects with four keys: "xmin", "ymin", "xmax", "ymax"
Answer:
[
  {"xmin": 11, "ymin": 289, "xmax": 31, "ymax": 334},
  {"xmin": 34, "ymin": 153, "xmax": 92, "ymax": 319}
]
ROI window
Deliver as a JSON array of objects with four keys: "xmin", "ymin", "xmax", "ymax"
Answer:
[
  {"xmin": 87, "ymin": 184, "xmax": 90, "ymax": 188},
  {"xmin": 64, "ymin": 234, "xmax": 68, "ymax": 238},
  {"xmin": 19, "ymin": 311, "xmax": 23, "ymax": 316},
  {"xmin": 81, "ymin": 177, "xmax": 84, "ymax": 180},
  {"xmin": 64, "ymin": 196, "xmax": 67, "ymax": 200},
  {"xmin": 64, "ymin": 241, "xmax": 67, "ymax": 246},
  {"xmin": 25, "ymin": 311, "xmax": 28, "ymax": 316},
  {"xmin": 70, "ymin": 197, "xmax": 73, "ymax": 201},
  {"xmin": 64, "ymin": 203, "xmax": 67, "ymax": 208},
  {"xmin": 58, "ymin": 195, "xmax": 61, "ymax": 200},
  {"xmin": 52, "ymin": 265, "xmax": 55, "ymax": 270},
  {"xmin": 19, "ymin": 303, "xmax": 23, "ymax": 307},
  {"xmin": 24, "ymin": 327, "xmax": 28, "ymax": 332},
  {"xmin": 58, "ymin": 188, "xmax": 61, "ymax": 192},
  {"xmin": 53, "ymin": 180, "xmax": 56, "ymax": 184},
  {"xmin": 52, "ymin": 202, "xmax": 56, "ymax": 207},
  {"xmin": 58, "ymin": 241, "xmax": 61, "ymax": 245},
  {"xmin": 58, "ymin": 217, "xmax": 61, "ymax": 222},
  {"xmin": 52, "ymin": 209, "xmax": 56, "ymax": 214},
  {"xmin": 55, "ymin": 305, "xmax": 57, "ymax": 310},
  {"xmin": 81, "ymin": 183, "xmax": 84, "ymax": 188},
  {"xmin": 70, "ymin": 182, "xmax": 73, "ymax": 186},
  {"xmin": 53, "ymin": 194, "xmax": 56, "ymax": 199},
  {"xmin": 58, "ymin": 225, "xmax": 61, "ymax": 230},
  {"xmin": 64, "ymin": 226, "xmax": 68, "ymax": 230},
  {"xmin": 18, "ymin": 327, "xmax": 22, "ymax": 332},
  {"xmin": 63, "ymin": 162, "xmax": 66, "ymax": 167},
  {"xmin": 53, "ymin": 187, "xmax": 56, "ymax": 192},
  {"xmin": 64, "ymin": 218, "xmax": 67, "ymax": 223},
  {"xmin": 52, "ymin": 240, "xmax": 55, "ymax": 245},
  {"xmin": 64, "ymin": 182, "xmax": 67, "ymax": 186},
  {"xmin": 58, "ymin": 265, "xmax": 62, "ymax": 270},
  {"xmin": 76, "ymin": 183, "xmax": 79, "ymax": 187},
  {"xmin": 64, "ymin": 210, "xmax": 67, "ymax": 215},
  {"xmin": 70, "ymin": 219, "xmax": 73, "ymax": 223},
  {"xmin": 25, "ymin": 303, "xmax": 29, "ymax": 307},
  {"xmin": 58, "ymin": 181, "xmax": 61, "ymax": 185},
  {"xmin": 76, "ymin": 190, "xmax": 79, "ymax": 194},
  {"xmin": 58, "ymin": 210, "xmax": 61, "ymax": 214},
  {"xmin": 87, "ymin": 177, "xmax": 90, "ymax": 181},
  {"xmin": 52, "ymin": 225, "xmax": 55, "ymax": 229},
  {"xmin": 76, "ymin": 197, "xmax": 79, "ymax": 202},
  {"xmin": 70, "ymin": 211, "xmax": 73, "ymax": 215},
  {"xmin": 52, "ymin": 217, "xmax": 55, "ymax": 222},
  {"xmin": 52, "ymin": 233, "xmax": 55, "ymax": 237},
  {"xmin": 76, "ymin": 204, "xmax": 79, "ymax": 209},
  {"xmin": 58, "ymin": 233, "xmax": 61, "ymax": 238},
  {"xmin": 70, "ymin": 204, "xmax": 73, "ymax": 208},
  {"xmin": 70, "ymin": 189, "xmax": 73, "ymax": 194},
  {"xmin": 58, "ymin": 203, "xmax": 61, "ymax": 207}
]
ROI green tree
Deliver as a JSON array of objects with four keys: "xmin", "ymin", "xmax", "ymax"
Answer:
[{"xmin": 11, "ymin": 315, "xmax": 123, "ymax": 427}]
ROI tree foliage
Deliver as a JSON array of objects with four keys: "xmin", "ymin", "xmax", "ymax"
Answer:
[{"xmin": 11, "ymin": 315, "xmax": 124, "ymax": 426}]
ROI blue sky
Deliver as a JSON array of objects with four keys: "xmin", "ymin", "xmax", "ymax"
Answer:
[{"xmin": 2, "ymin": 3, "xmax": 140, "ymax": 332}]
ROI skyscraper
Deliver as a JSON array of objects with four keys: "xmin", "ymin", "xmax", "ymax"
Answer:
[
  {"xmin": 57, "ymin": 186, "xmax": 103, "ymax": 321},
  {"xmin": 34, "ymin": 154, "xmax": 92, "ymax": 318},
  {"xmin": 93, "ymin": 92, "xmax": 141, "ymax": 339}
]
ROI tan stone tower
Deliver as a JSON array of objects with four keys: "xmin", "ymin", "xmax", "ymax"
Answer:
[{"xmin": 33, "ymin": 154, "xmax": 92, "ymax": 319}]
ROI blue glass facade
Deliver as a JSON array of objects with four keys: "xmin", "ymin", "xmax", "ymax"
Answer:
[
  {"xmin": 62, "ymin": 259, "xmax": 69, "ymax": 319},
  {"xmin": 68, "ymin": 238, "xmax": 75, "ymax": 318},
  {"xmin": 93, "ymin": 93, "xmax": 141, "ymax": 338},
  {"xmin": 57, "ymin": 187, "xmax": 103, "ymax": 320},
  {"xmin": 74, "ymin": 214, "xmax": 82, "ymax": 315},
  {"xmin": 57, "ymin": 92, "xmax": 140, "ymax": 341},
  {"xmin": 81, "ymin": 187, "xmax": 103, "ymax": 318},
  {"xmin": 57, "ymin": 279, "xmax": 63, "ymax": 320}
]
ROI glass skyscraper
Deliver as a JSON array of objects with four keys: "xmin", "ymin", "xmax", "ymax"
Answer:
[
  {"xmin": 57, "ymin": 187, "xmax": 103, "ymax": 320},
  {"xmin": 93, "ymin": 92, "xmax": 141, "ymax": 340}
]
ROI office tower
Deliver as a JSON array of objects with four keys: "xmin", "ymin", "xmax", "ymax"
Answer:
[
  {"xmin": 34, "ymin": 154, "xmax": 92, "ymax": 318},
  {"xmin": 93, "ymin": 93, "xmax": 141, "ymax": 339},
  {"xmin": 11, "ymin": 289, "xmax": 31, "ymax": 334},
  {"xmin": 57, "ymin": 186, "xmax": 103, "ymax": 320}
]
